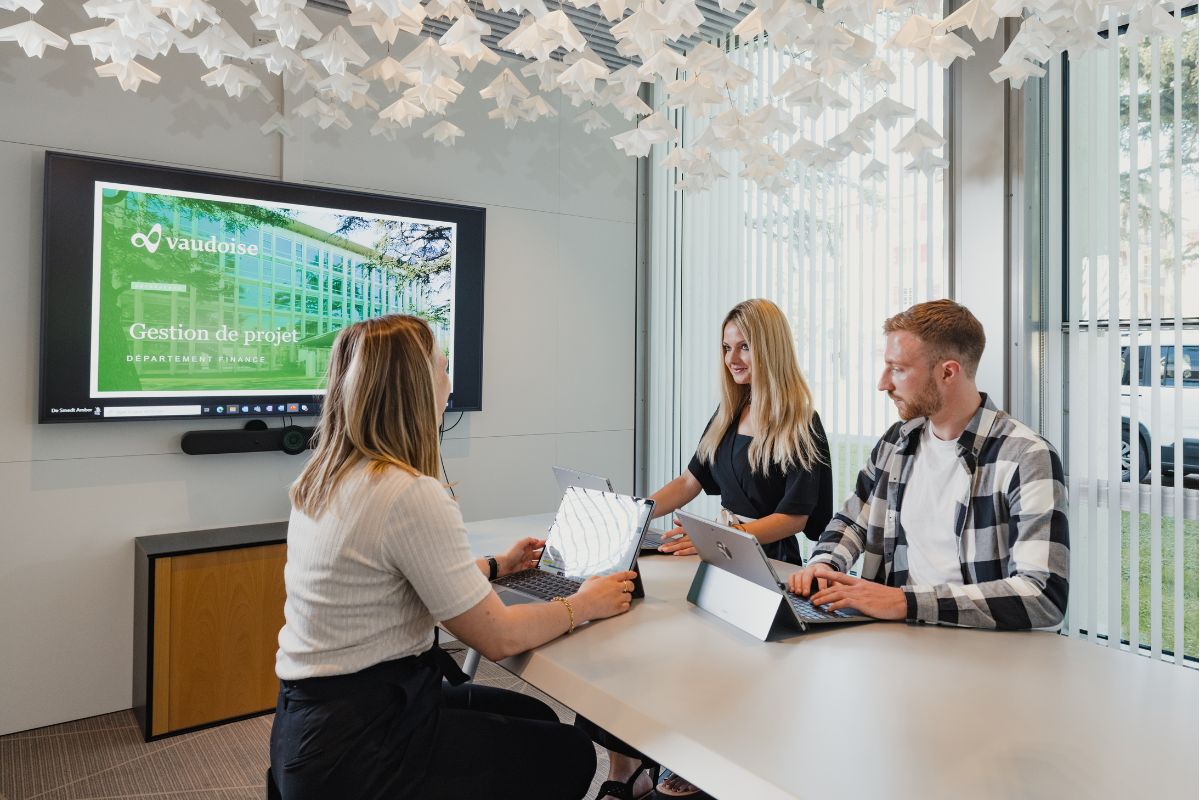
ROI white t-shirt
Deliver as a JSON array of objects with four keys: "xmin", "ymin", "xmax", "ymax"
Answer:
[
  {"xmin": 276, "ymin": 461, "xmax": 491, "ymax": 680},
  {"xmin": 899, "ymin": 424, "xmax": 970, "ymax": 588}
]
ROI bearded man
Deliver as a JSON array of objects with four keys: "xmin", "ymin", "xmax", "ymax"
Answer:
[{"xmin": 788, "ymin": 300, "xmax": 1069, "ymax": 630}]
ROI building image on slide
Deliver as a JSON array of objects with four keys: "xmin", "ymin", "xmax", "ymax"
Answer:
[{"xmin": 92, "ymin": 184, "xmax": 455, "ymax": 397}]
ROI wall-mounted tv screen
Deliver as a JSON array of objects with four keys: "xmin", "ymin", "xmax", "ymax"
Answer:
[{"xmin": 39, "ymin": 152, "xmax": 485, "ymax": 423}]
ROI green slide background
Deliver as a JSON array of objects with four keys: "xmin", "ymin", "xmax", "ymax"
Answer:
[{"xmin": 94, "ymin": 186, "xmax": 453, "ymax": 395}]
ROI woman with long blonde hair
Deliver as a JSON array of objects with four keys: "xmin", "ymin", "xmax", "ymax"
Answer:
[
  {"xmin": 270, "ymin": 314, "xmax": 637, "ymax": 800},
  {"xmin": 592, "ymin": 298, "xmax": 833, "ymax": 800}
]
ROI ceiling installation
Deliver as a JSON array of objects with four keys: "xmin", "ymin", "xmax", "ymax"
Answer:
[{"xmin": 0, "ymin": 0, "xmax": 1191, "ymax": 190}]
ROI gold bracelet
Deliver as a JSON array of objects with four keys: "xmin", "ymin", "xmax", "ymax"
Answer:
[{"xmin": 552, "ymin": 596, "xmax": 576, "ymax": 634}]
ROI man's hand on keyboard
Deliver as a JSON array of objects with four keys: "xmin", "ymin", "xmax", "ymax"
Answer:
[{"xmin": 806, "ymin": 569, "xmax": 907, "ymax": 621}]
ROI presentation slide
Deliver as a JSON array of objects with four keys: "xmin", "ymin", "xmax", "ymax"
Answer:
[{"xmin": 90, "ymin": 182, "xmax": 456, "ymax": 398}]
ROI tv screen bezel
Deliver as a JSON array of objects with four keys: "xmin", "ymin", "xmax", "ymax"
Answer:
[{"xmin": 38, "ymin": 151, "xmax": 485, "ymax": 423}]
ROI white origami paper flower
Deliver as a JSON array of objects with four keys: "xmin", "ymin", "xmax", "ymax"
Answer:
[
  {"xmin": 523, "ymin": 59, "xmax": 567, "ymax": 91},
  {"xmin": 71, "ymin": 23, "xmax": 137, "ymax": 63},
  {"xmin": 148, "ymin": 0, "xmax": 220, "ymax": 31},
  {"xmin": 300, "ymin": 26, "xmax": 369, "ymax": 76},
  {"xmin": 610, "ymin": 111, "xmax": 679, "ymax": 157},
  {"xmin": 521, "ymin": 94, "xmax": 558, "ymax": 120},
  {"xmin": 424, "ymin": 120, "xmax": 465, "ymax": 146},
  {"xmin": 425, "ymin": 0, "xmax": 471, "ymax": 19},
  {"xmin": 507, "ymin": 12, "xmax": 580, "ymax": 61},
  {"xmin": 95, "ymin": 59, "xmax": 161, "ymax": 92},
  {"xmin": 177, "ymin": 24, "xmax": 245, "ymax": 69},
  {"xmin": 370, "ymin": 118, "xmax": 403, "ymax": 140},
  {"xmin": 580, "ymin": 0, "xmax": 631, "ymax": 23},
  {"xmin": 936, "ymin": 0, "xmax": 1000, "ymax": 40},
  {"xmin": 0, "ymin": 20, "xmax": 68, "ymax": 58},
  {"xmin": 202, "ymin": 64, "xmax": 268, "ymax": 100},
  {"xmin": 861, "ymin": 96, "xmax": 915, "ymax": 129},
  {"xmin": 746, "ymin": 103, "xmax": 796, "ymax": 137},
  {"xmin": 480, "ymin": 68, "xmax": 529, "ymax": 109},
  {"xmin": 315, "ymin": 71, "xmax": 371, "ymax": 103},
  {"xmin": 638, "ymin": 45, "xmax": 686, "ymax": 81},
  {"xmin": 784, "ymin": 137, "xmax": 825, "ymax": 163},
  {"xmin": 610, "ymin": 3, "xmax": 668, "ymax": 59},
  {"xmin": 782, "ymin": 80, "xmax": 849, "ymax": 118},
  {"xmin": 250, "ymin": 41, "xmax": 307, "ymax": 76},
  {"xmin": 400, "ymin": 37, "xmax": 460, "ymax": 84},
  {"xmin": 348, "ymin": 3, "xmax": 425, "ymax": 44},
  {"xmin": 440, "ymin": 14, "xmax": 491, "ymax": 61},
  {"xmin": 538, "ymin": 10, "xmax": 588, "ymax": 52},
  {"xmin": 284, "ymin": 63, "xmax": 322, "ymax": 95},
  {"xmin": 252, "ymin": 8, "xmax": 323, "ymax": 49},
  {"xmin": 989, "ymin": 59, "xmax": 1045, "ymax": 89},
  {"xmin": 863, "ymin": 58, "xmax": 897, "ymax": 86},
  {"xmin": 686, "ymin": 42, "xmax": 754, "ymax": 91},
  {"xmin": 260, "ymin": 112, "xmax": 295, "ymax": 138},
  {"xmin": 905, "ymin": 151, "xmax": 948, "ymax": 174},
  {"xmin": 829, "ymin": 127, "xmax": 873, "ymax": 156},
  {"xmin": 665, "ymin": 74, "xmax": 724, "ymax": 112},
  {"xmin": 488, "ymin": 105, "xmax": 525, "ymax": 129},
  {"xmin": 380, "ymin": 96, "xmax": 427, "ymax": 126},
  {"xmin": 558, "ymin": 57, "xmax": 609, "ymax": 93},
  {"xmin": 891, "ymin": 15, "xmax": 974, "ymax": 68},
  {"xmin": 303, "ymin": 27, "xmax": 370, "ymax": 76},
  {"xmin": 859, "ymin": 159, "xmax": 888, "ymax": 181},
  {"xmin": 482, "ymin": 0, "xmax": 548, "ymax": 15},
  {"xmin": 405, "ymin": 79, "xmax": 463, "ymax": 115},
  {"xmin": 497, "ymin": 15, "xmax": 536, "ymax": 51},
  {"xmin": 893, "ymin": 120, "xmax": 944, "ymax": 155},
  {"xmin": 610, "ymin": 92, "xmax": 653, "ymax": 121},
  {"xmin": 576, "ymin": 107, "xmax": 611, "ymax": 133},
  {"xmin": 361, "ymin": 56, "xmax": 416, "ymax": 92},
  {"xmin": 660, "ymin": 0, "xmax": 703, "ymax": 38},
  {"xmin": 458, "ymin": 46, "xmax": 501, "ymax": 72}
]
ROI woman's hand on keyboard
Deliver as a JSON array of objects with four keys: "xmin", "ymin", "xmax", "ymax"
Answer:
[
  {"xmin": 572, "ymin": 571, "xmax": 639, "ymax": 621},
  {"xmin": 499, "ymin": 537, "xmax": 545, "ymax": 577},
  {"xmin": 658, "ymin": 516, "xmax": 696, "ymax": 556}
]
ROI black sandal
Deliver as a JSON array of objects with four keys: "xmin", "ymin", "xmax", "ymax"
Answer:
[{"xmin": 593, "ymin": 759, "xmax": 661, "ymax": 800}]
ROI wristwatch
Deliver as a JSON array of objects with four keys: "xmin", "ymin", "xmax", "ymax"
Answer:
[{"xmin": 486, "ymin": 556, "xmax": 499, "ymax": 581}]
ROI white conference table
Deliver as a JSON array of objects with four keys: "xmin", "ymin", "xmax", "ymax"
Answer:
[{"xmin": 466, "ymin": 513, "xmax": 1199, "ymax": 800}]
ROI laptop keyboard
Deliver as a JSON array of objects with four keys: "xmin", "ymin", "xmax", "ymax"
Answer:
[
  {"xmin": 494, "ymin": 569, "xmax": 584, "ymax": 601},
  {"xmin": 787, "ymin": 594, "xmax": 860, "ymax": 621},
  {"xmin": 641, "ymin": 530, "xmax": 664, "ymax": 550}
]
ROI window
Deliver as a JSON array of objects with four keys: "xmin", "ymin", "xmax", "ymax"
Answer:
[
  {"xmin": 1051, "ymin": 8, "xmax": 1198, "ymax": 663},
  {"xmin": 645, "ymin": 17, "xmax": 947, "ymax": 529}
]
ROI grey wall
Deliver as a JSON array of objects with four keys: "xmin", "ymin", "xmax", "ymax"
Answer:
[{"xmin": 0, "ymin": 1, "xmax": 636, "ymax": 735}]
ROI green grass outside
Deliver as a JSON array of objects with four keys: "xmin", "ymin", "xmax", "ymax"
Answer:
[
  {"xmin": 829, "ymin": 441, "xmax": 1199, "ymax": 658},
  {"xmin": 1121, "ymin": 513, "xmax": 1199, "ymax": 659}
]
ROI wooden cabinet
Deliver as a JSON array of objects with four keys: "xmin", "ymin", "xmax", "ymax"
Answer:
[{"xmin": 134, "ymin": 523, "xmax": 287, "ymax": 741}]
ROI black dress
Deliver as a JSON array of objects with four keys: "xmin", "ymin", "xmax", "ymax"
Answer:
[{"xmin": 687, "ymin": 409, "xmax": 833, "ymax": 565}]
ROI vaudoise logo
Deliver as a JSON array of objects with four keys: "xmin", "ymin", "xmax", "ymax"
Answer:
[{"xmin": 130, "ymin": 223, "xmax": 260, "ymax": 256}]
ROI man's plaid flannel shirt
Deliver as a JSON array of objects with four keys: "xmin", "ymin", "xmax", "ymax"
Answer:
[{"xmin": 808, "ymin": 394, "xmax": 1069, "ymax": 630}]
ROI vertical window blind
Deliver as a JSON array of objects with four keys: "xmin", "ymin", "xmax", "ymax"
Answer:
[
  {"xmin": 645, "ymin": 16, "xmax": 947, "ymax": 547},
  {"xmin": 1052, "ymin": 6, "xmax": 1198, "ymax": 664}
]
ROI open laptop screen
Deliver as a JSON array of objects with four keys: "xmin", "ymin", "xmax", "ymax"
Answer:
[{"xmin": 539, "ymin": 486, "xmax": 653, "ymax": 579}]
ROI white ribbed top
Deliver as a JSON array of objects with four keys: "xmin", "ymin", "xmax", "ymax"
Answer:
[{"xmin": 275, "ymin": 461, "xmax": 491, "ymax": 680}]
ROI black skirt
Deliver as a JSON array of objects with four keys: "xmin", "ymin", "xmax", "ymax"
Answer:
[{"xmin": 269, "ymin": 634, "xmax": 467, "ymax": 800}]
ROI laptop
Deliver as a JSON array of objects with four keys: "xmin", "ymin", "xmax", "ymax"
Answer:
[
  {"xmin": 551, "ymin": 466, "xmax": 666, "ymax": 553},
  {"xmin": 677, "ymin": 511, "xmax": 873, "ymax": 635},
  {"xmin": 492, "ymin": 486, "xmax": 656, "ymax": 606}
]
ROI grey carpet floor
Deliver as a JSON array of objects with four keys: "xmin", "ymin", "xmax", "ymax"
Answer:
[{"xmin": 0, "ymin": 655, "xmax": 631, "ymax": 800}]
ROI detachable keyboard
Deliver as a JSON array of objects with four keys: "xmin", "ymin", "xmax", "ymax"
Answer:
[
  {"xmin": 787, "ymin": 594, "xmax": 860, "ymax": 622},
  {"xmin": 493, "ymin": 569, "xmax": 584, "ymax": 601},
  {"xmin": 640, "ymin": 530, "xmax": 665, "ymax": 550}
]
